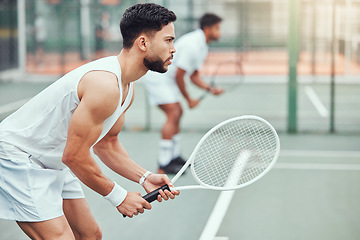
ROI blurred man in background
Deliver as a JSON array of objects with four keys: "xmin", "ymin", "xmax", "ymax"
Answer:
[{"xmin": 142, "ymin": 13, "xmax": 224, "ymax": 174}]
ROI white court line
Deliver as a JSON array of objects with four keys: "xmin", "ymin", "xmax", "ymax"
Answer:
[
  {"xmin": 278, "ymin": 149, "xmax": 360, "ymax": 170},
  {"xmin": 304, "ymin": 86, "xmax": 329, "ymax": 117},
  {"xmin": 199, "ymin": 149, "xmax": 359, "ymax": 240},
  {"xmin": 0, "ymin": 98, "xmax": 31, "ymax": 115},
  {"xmin": 199, "ymin": 151, "xmax": 250, "ymax": 240},
  {"xmin": 281, "ymin": 150, "xmax": 360, "ymax": 158},
  {"xmin": 275, "ymin": 163, "xmax": 360, "ymax": 171}
]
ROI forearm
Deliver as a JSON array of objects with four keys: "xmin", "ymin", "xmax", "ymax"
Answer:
[
  {"xmin": 63, "ymin": 149, "xmax": 114, "ymax": 196},
  {"xmin": 190, "ymin": 71, "xmax": 209, "ymax": 90},
  {"xmin": 94, "ymin": 137, "xmax": 147, "ymax": 183}
]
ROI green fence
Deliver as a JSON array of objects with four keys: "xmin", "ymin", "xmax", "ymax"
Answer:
[{"xmin": 0, "ymin": 0, "xmax": 359, "ymax": 134}]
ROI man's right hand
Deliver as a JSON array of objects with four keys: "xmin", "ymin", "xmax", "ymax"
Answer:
[
  {"xmin": 117, "ymin": 192, "xmax": 152, "ymax": 218},
  {"xmin": 188, "ymin": 98, "xmax": 200, "ymax": 109},
  {"xmin": 209, "ymin": 86, "xmax": 224, "ymax": 95}
]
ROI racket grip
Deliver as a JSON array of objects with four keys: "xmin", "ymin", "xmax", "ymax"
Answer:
[
  {"xmin": 143, "ymin": 184, "xmax": 170, "ymax": 203},
  {"xmin": 122, "ymin": 184, "xmax": 170, "ymax": 218}
]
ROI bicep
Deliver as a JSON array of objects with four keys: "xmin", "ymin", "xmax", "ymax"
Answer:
[
  {"xmin": 92, "ymin": 113, "xmax": 126, "ymax": 159},
  {"xmin": 106, "ymin": 86, "xmax": 134, "ymax": 137},
  {"xmin": 65, "ymin": 101, "xmax": 104, "ymax": 156},
  {"xmin": 92, "ymin": 84, "xmax": 134, "ymax": 155},
  {"xmin": 63, "ymin": 72, "xmax": 119, "ymax": 160}
]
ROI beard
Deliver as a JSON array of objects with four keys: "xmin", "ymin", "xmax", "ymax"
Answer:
[
  {"xmin": 210, "ymin": 34, "xmax": 220, "ymax": 42},
  {"xmin": 143, "ymin": 56, "xmax": 168, "ymax": 73}
]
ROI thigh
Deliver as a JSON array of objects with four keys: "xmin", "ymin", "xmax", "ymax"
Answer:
[
  {"xmin": 63, "ymin": 198, "xmax": 101, "ymax": 239},
  {"xmin": 17, "ymin": 215, "xmax": 75, "ymax": 240}
]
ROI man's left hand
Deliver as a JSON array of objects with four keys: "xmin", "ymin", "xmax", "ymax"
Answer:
[{"xmin": 142, "ymin": 174, "xmax": 180, "ymax": 202}]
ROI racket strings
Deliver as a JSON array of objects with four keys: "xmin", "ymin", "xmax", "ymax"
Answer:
[{"xmin": 192, "ymin": 118, "xmax": 278, "ymax": 188}]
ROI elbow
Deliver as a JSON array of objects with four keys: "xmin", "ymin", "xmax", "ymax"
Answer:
[
  {"xmin": 93, "ymin": 145, "xmax": 101, "ymax": 157},
  {"xmin": 93, "ymin": 136, "xmax": 116, "ymax": 157},
  {"xmin": 93, "ymin": 141, "xmax": 106, "ymax": 157},
  {"xmin": 62, "ymin": 153, "xmax": 74, "ymax": 167},
  {"xmin": 62, "ymin": 149, "xmax": 82, "ymax": 168}
]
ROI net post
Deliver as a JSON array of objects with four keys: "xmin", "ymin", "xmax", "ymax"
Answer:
[
  {"xmin": 287, "ymin": 0, "xmax": 301, "ymax": 133},
  {"xmin": 330, "ymin": 0, "xmax": 336, "ymax": 133},
  {"xmin": 17, "ymin": 0, "xmax": 26, "ymax": 77}
]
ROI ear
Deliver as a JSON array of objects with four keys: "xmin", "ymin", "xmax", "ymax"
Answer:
[{"xmin": 136, "ymin": 35, "xmax": 148, "ymax": 52}]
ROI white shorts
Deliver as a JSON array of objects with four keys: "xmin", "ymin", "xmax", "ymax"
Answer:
[
  {"xmin": 141, "ymin": 71, "xmax": 181, "ymax": 105},
  {"xmin": 0, "ymin": 156, "xmax": 84, "ymax": 222}
]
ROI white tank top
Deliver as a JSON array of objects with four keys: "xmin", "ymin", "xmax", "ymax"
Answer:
[{"xmin": 0, "ymin": 56, "xmax": 133, "ymax": 169}]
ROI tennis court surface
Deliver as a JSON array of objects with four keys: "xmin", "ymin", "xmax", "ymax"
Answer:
[
  {"xmin": 0, "ymin": 79, "xmax": 359, "ymax": 240},
  {"xmin": 0, "ymin": 130, "xmax": 359, "ymax": 240}
]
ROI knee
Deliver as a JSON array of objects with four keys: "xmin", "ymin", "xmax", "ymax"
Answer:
[
  {"xmin": 93, "ymin": 226, "xmax": 102, "ymax": 240},
  {"xmin": 90, "ymin": 225, "xmax": 102, "ymax": 240},
  {"xmin": 177, "ymin": 106, "xmax": 183, "ymax": 118},
  {"xmin": 169, "ymin": 105, "xmax": 183, "ymax": 120},
  {"xmin": 77, "ymin": 224, "xmax": 102, "ymax": 240},
  {"xmin": 160, "ymin": 103, "xmax": 183, "ymax": 122}
]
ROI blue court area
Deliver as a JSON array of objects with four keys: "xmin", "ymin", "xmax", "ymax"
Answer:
[{"xmin": 0, "ymin": 76, "xmax": 359, "ymax": 240}]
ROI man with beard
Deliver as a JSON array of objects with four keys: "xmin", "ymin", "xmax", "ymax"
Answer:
[
  {"xmin": 142, "ymin": 13, "xmax": 224, "ymax": 174},
  {"xmin": 0, "ymin": 3, "xmax": 179, "ymax": 239}
]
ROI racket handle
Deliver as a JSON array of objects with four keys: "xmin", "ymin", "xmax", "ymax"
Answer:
[
  {"xmin": 143, "ymin": 184, "xmax": 170, "ymax": 203},
  {"xmin": 122, "ymin": 184, "xmax": 170, "ymax": 218}
]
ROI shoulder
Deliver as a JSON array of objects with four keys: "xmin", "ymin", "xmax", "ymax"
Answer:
[
  {"xmin": 79, "ymin": 70, "xmax": 119, "ymax": 95},
  {"xmin": 176, "ymin": 30, "xmax": 204, "ymax": 52},
  {"xmin": 180, "ymin": 29, "xmax": 203, "ymax": 42},
  {"xmin": 78, "ymin": 70, "xmax": 120, "ymax": 118}
]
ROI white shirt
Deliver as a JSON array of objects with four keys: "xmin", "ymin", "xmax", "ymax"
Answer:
[
  {"xmin": 167, "ymin": 28, "xmax": 208, "ymax": 79},
  {"xmin": 141, "ymin": 29, "xmax": 208, "ymax": 105},
  {"xmin": 0, "ymin": 56, "xmax": 133, "ymax": 169}
]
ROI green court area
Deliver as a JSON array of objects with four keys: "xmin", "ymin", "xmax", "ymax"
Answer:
[
  {"xmin": 1, "ymin": 131, "xmax": 359, "ymax": 240},
  {"xmin": 131, "ymin": 75, "xmax": 360, "ymax": 134},
  {"xmin": 0, "ymin": 77, "xmax": 359, "ymax": 240},
  {"xmin": 1, "ymin": 75, "xmax": 359, "ymax": 134}
]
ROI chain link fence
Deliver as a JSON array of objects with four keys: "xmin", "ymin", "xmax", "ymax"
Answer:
[{"xmin": 0, "ymin": 0, "xmax": 359, "ymax": 133}]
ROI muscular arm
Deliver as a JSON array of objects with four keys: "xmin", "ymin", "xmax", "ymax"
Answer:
[
  {"xmin": 190, "ymin": 70, "xmax": 224, "ymax": 95},
  {"xmin": 92, "ymin": 89, "xmax": 147, "ymax": 184},
  {"xmin": 62, "ymin": 71, "xmax": 120, "ymax": 196},
  {"xmin": 93, "ymin": 92, "xmax": 177, "ymax": 194},
  {"xmin": 63, "ymin": 73, "xmax": 177, "ymax": 217},
  {"xmin": 189, "ymin": 70, "xmax": 209, "ymax": 90}
]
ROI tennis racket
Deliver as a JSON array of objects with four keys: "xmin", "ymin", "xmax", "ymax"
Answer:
[
  {"xmin": 145, "ymin": 115, "xmax": 280, "ymax": 200},
  {"xmin": 199, "ymin": 60, "xmax": 244, "ymax": 101}
]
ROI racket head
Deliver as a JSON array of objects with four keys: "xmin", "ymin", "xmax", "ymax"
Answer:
[{"xmin": 189, "ymin": 115, "xmax": 280, "ymax": 191}]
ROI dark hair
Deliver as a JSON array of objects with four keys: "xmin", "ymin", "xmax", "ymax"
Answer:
[
  {"xmin": 120, "ymin": 3, "xmax": 177, "ymax": 49},
  {"xmin": 200, "ymin": 13, "xmax": 222, "ymax": 29}
]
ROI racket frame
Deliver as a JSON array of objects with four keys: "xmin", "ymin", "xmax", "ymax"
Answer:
[{"xmin": 171, "ymin": 115, "xmax": 280, "ymax": 191}]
